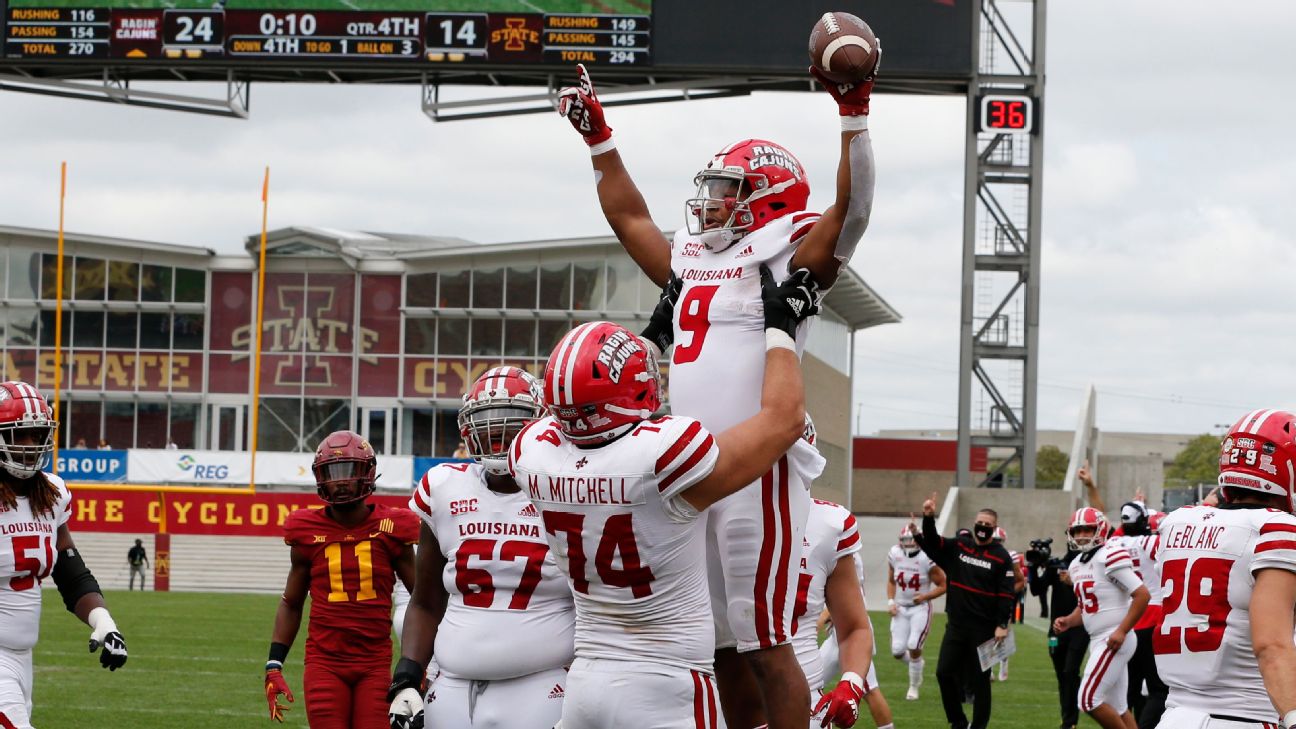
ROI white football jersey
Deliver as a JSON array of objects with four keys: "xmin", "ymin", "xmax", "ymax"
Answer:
[
  {"xmin": 409, "ymin": 462, "xmax": 575, "ymax": 680},
  {"xmin": 509, "ymin": 414, "xmax": 720, "ymax": 673},
  {"xmin": 887, "ymin": 545, "xmax": 936, "ymax": 607},
  {"xmin": 1154, "ymin": 505, "xmax": 1296, "ymax": 721},
  {"xmin": 668, "ymin": 214, "xmax": 818, "ymax": 436},
  {"xmin": 0, "ymin": 474, "xmax": 72, "ymax": 651},
  {"xmin": 1117, "ymin": 533, "xmax": 1163, "ymax": 605},
  {"xmin": 791, "ymin": 500, "xmax": 860, "ymax": 689},
  {"xmin": 1067, "ymin": 540, "xmax": 1139, "ymax": 638}
]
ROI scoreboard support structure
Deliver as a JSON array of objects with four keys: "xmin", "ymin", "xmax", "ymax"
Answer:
[
  {"xmin": 0, "ymin": 67, "xmax": 249, "ymax": 117},
  {"xmin": 955, "ymin": 0, "xmax": 1047, "ymax": 490}
]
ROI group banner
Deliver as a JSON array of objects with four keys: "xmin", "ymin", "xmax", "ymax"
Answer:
[
  {"xmin": 68, "ymin": 488, "xmax": 413, "ymax": 537},
  {"xmin": 49, "ymin": 449, "xmax": 128, "ymax": 482},
  {"xmin": 125, "ymin": 449, "xmax": 415, "ymax": 490}
]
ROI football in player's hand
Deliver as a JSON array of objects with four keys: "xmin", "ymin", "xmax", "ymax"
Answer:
[{"xmin": 808, "ymin": 11, "xmax": 880, "ymax": 83}]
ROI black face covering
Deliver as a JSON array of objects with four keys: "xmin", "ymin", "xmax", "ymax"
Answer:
[{"xmin": 973, "ymin": 524, "xmax": 994, "ymax": 542}]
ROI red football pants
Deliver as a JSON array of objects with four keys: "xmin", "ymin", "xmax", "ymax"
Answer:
[{"xmin": 303, "ymin": 658, "xmax": 390, "ymax": 729}]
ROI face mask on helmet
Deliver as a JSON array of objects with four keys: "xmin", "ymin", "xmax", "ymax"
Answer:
[
  {"xmin": 313, "ymin": 458, "xmax": 376, "ymax": 505},
  {"xmin": 459, "ymin": 404, "xmax": 541, "ymax": 475},
  {"xmin": 898, "ymin": 527, "xmax": 917, "ymax": 552},
  {"xmin": 0, "ymin": 424, "xmax": 55, "ymax": 479},
  {"xmin": 685, "ymin": 170, "xmax": 758, "ymax": 251}
]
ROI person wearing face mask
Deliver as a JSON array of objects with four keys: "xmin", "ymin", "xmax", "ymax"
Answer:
[{"xmin": 918, "ymin": 492, "xmax": 1016, "ymax": 729}]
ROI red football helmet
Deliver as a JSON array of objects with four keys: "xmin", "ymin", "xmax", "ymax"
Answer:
[
  {"xmin": 1218, "ymin": 409, "xmax": 1296, "ymax": 513},
  {"xmin": 0, "ymin": 381, "xmax": 56, "ymax": 480},
  {"xmin": 898, "ymin": 524, "xmax": 918, "ymax": 551},
  {"xmin": 311, "ymin": 430, "xmax": 377, "ymax": 505},
  {"xmin": 1067, "ymin": 507, "xmax": 1110, "ymax": 553},
  {"xmin": 459, "ymin": 366, "xmax": 545, "ymax": 475},
  {"xmin": 1148, "ymin": 511, "xmax": 1166, "ymax": 533},
  {"xmin": 544, "ymin": 322, "xmax": 661, "ymax": 445},
  {"xmin": 686, "ymin": 139, "xmax": 810, "ymax": 251},
  {"xmin": 992, "ymin": 526, "xmax": 1007, "ymax": 544},
  {"xmin": 802, "ymin": 414, "xmax": 817, "ymax": 446}
]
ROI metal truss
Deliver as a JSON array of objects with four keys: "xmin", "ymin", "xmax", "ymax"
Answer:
[
  {"xmin": 956, "ymin": 0, "xmax": 1047, "ymax": 489},
  {"xmin": 0, "ymin": 69, "xmax": 249, "ymax": 118}
]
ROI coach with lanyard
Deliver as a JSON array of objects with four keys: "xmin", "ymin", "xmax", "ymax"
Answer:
[{"xmin": 918, "ymin": 492, "xmax": 1015, "ymax": 729}]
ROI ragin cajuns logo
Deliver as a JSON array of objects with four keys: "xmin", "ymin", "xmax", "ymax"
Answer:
[
  {"xmin": 230, "ymin": 285, "xmax": 380, "ymax": 387},
  {"xmin": 595, "ymin": 328, "xmax": 641, "ymax": 384},
  {"xmin": 748, "ymin": 144, "xmax": 803, "ymax": 180}
]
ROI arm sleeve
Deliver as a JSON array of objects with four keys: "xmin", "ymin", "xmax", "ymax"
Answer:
[
  {"xmin": 919, "ymin": 514, "xmax": 946, "ymax": 566},
  {"xmin": 1251, "ymin": 516, "xmax": 1296, "ymax": 575},
  {"xmin": 830, "ymin": 130, "xmax": 876, "ymax": 268},
  {"xmin": 654, "ymin": 417, "xmax": 719, "ymax": 523}
]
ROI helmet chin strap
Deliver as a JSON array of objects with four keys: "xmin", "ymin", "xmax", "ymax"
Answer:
[
  {"xmin": 698, "ymin": 227, "xmax": 741, "ymax": 252},
  {"xmin": 480, "ymin": 458, "xmax": 510, "ymax": 476}
]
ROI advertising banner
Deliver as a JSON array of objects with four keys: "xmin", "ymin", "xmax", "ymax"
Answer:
[
  {"xmin": 127, "ymin": 449, "xmax": 414, "ymax": 490},
  {"xmin": 50, "ymin": 449, "xmax": 128, "ymax": 482},
  {"xmin": 68, "ymin": 488, "xmax": 412, "ymax": 537}
]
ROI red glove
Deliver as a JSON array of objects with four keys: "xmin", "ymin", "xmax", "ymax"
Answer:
[
  {"xmin": 810, "ymin": 42, "xmax": 881, "ymax": 117},
  {"xmin": 557, "ymin": 63, "xmax": 613, "ymax": 146},
  {"xmin": 264, "ymin": 665, "xmax": 294, "ymax": 722},
  {"xmin": 813, "ymin": 672, "xmax": 865, "ymax": 728}
]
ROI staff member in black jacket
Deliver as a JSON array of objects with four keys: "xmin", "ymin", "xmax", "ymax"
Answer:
[
  {"xmin": 919, "ymin": 492, "xmax": 1015, "ymax": 729},
  {"xmin": 1029, "ymin": 547, "xmax": 1087, "ymax": 729}
]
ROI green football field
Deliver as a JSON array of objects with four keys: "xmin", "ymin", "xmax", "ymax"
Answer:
[
  {"xmin": 32, "ymin": 590, "xmax": 1101, "ymax": 728},
  {"xmin": 6, "ymin": 0, "xmax": 649, "ymax": 11}
]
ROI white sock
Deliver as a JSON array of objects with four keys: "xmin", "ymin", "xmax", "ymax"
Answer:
[
  {"xmin": 909, "ymin": 657, "xmax": 923, "ymax": 684},
  {"xmin": 878, "ymin": 724, "xmax": 895, "ymax": 729}
]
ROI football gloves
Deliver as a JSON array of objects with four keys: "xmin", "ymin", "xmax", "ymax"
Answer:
[
  {"xmin": 760, "ymin": 265, "xmax": 822, "ymax": 338},
  {"xmin": 810, "ymin": 42, "xmax": 881, "ymax": 117},
  {"xmin": 387, "ymin": 657, "xmax": 426, "ymax": 729},
  {"xmin": 557, "ymin": 64, "xmax": 613, "ymax": 146},
  {"xmin": 639, "ymin": 272, "xmax": 683, "ymax": 354},
  {"xmin": 87, "ymin": 607, "xmax": 128, "ymax": 671},
  {"xmin": 813, "ymin": 673, "xmax": 866, "ymax": 728},
  {"xmin": 264, "ymin": 662, "xmax": 294, "ymax": 722}
]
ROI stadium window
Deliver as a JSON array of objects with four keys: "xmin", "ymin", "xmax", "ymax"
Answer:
[
  {"xmin": 172, "ymin": 313, "xmax": 205, "ymax": 350},
  {"xmin": 439, "ymin": 270, "xmax": 471, "ymax": 308},
  {"xmin": 470, "ymin": 319, "xmax": 502, "ymax": 357},
  {"xmin": 504, "ymin": 320, "xmax": 537, "ymax": 358},
  {"xmin": 8, "ymin": 249, "xmax": 38, "ymax": 300},
  {"xmin": 0, "ymin": 249, "xmax": 6, "ymax": 299},
  {"xmin": 174, "ymin": 267, "xmax": 206, "ymax": 304},
  {"xmin": 406, "ymin": 272, "xmax": 438, "ymax": 308},
  {"xmin": 69, "ymin": 400, "xmax": 102, "ymax": 449},
  {"xmin": 138, "ymin": 312, "xmax": 171, "ymax": 349},
  {"xmin": 257, "ymin": 398, "xmax": 302, "ymax": 453},
  {"xmin": 537, "ymin": 319, "xmax": 569, "ymax": 359},
  {"xmin": 39, "ymin": 254, "xmax": 72, "ymax": 301},
  {"xmin": 108, "ymin": 261, "xmax": 139, "ymax": 301},
  {"xmin": 105, "ymin": 312, "xmax": 138, "ymax": 349},
  {"xmin": 571, "ymin": 261, "xmax": 604, "ymax": 311},
  {"xmin": 303, "ymin": 400, "xmax": 351, "ymax": 453},
  {"xmin": 403, "ymin": 408, "xmax": 435, "ymax": 457},
  {"xmin": 38, "ymin": 310, "xmax": 70, "ymax": 348},
  {"xmin": 404, "ymin": 318, "xmax": 436, "ymax": 354},
  {"xmin": 505, "ymin": 266, "xmax": 538, "ymax": 310},
  {"xmin": 539, "ymin": 263, "xmax": 571, "ymax": 310},
  {"xmin": 437, "ymin": 318, "xmax": 468, "ymax": 356},
  {"xmin": 0, "ymin": 310, "xmax": 5, "ymax": 347},
  {"xmin": 170, "ymin": 402, "xmax": 199, "ymax": 449},
  {"xmin": 605, "ymin": 257, "xmax": 640, "ymax": 312},
  {"xmin": 637, "ymin": 271, "xmax": 660, "ymax": 312},
  {"xmin": 140, "ymin": 264, "xmax": 173, "ymax": 302},
  {"xmin": 74, "ymin": 257, "xmax": 107, "ymax": 301},
  {"xmin": 104, "ymin": 401, "xmax": 135, "ymax": 448},
  {"xmin": 435, "ymin": 408, "xmax": 460, "ymax": 457},
  {"xmin": 472, "ymin": 268, "xmax": 504, "ymax": 309},
  {"xmin": 136, "ymin": 402, "xmax": 168, "ymax": 449},
  {"xmin": 5, "ymin": 307, "xmax": 37, "ymax": 347},
  {"xmin": 73, "ymin": 311, "xmax": 105, "ymax": 349}
]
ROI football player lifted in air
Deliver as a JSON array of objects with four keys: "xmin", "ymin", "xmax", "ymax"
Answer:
[
  {"xmin": 0, "ymin": 381, "xmax": 128, "ymax": 729},
  {"xmin": 388, "ymin": 367, "xmax": 575, "ymax": 729},
  {"xmin": 792, "ymin": 497, "xmax": 894, "ymax": 729},
  {"xmin": 1052, "ymin": 508, "xmax": 1149, "ymax": 729},
  {"xmin": 508, "ymin": 267, "xmax": 820, "ymax": 729},
  {"xmin": 1154, "ymin": 410, "xmax": 1296, "ymax": 729},
  {"xmin": 264, "ymin": 431, "xmax": 419, "ymax": 728},
  {"xmin": 556, "ymin": 54, "xmax": 877, "ymax": 728},
  {"xmin": 886, "ymin": 523, "xmax": 946, "ymax": 700}
]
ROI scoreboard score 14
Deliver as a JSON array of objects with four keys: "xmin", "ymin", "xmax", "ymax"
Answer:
[{"xmin": 0, "ymin": 4, "xmax": 652, "ymax": 65}]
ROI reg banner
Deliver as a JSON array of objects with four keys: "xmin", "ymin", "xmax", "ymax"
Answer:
[
  {"xmin": 49, "ymin": 449, "xmax": 128, "ymax": 482},
  {"xmin": 127, "ymin": 449, "xmax": 414, "ymax": 490}
]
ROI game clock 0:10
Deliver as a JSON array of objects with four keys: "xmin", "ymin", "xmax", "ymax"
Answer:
[{"xmin": 978, "ymin": 94, "xmax": 1036, "ymax": 135}]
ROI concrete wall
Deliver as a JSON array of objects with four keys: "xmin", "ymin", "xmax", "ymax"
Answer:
[
  {"xmin": 951, "ymin": 488, "xmax": 1078, "ymax": 556},
  {"xmin": 851, "ymin": 470, "xmax": 967, "ymax": 516},
  {"xmin": 1094, "ymin": 455, "xmax": 1166, "ymax": 513},
  {"xmin": 804, "ymin": 353, "xmax": 852, "ymax": 508}
]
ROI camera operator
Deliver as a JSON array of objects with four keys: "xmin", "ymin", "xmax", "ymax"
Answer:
[
  {"xmin": 1028, "ymin": 538, "xmax": 1086, "ymax": 729},
  {"xmin": 1026, "ymin": 538, "xmax": 1052, "ymax": 618}
]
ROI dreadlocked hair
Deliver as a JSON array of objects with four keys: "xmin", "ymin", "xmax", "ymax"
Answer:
[{"xmin": 0, "ymin": 471, "xmax": 60, "ymax": 517}]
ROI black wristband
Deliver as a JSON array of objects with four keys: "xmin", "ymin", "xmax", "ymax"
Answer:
[
  {"xmin": 387, "ymin": 657, "xmax": 425, "ymax": 702},
  {"xmin": 268, "ymin": 642, "xmax": 289, "ymax": 664}
]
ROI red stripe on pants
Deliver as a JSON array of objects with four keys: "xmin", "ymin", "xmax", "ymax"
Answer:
[
  {"xmin": 772, "ymin": 457, "xmax": 792, "ymax": 645},
  {"xmin": 754, "ymin": 467, "xmax": 777, "ymax": 648},
  {"xmin": 1080, "ymin": 647, "xmax": 1116, "ymax": 711}
]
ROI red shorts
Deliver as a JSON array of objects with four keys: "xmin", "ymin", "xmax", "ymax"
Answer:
[{"xmin": 303, "ymin": 658, "xmax": 390, "ymax": 729}]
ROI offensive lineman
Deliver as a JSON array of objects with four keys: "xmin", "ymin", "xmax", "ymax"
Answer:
[
  {"xmin": 557, "ymin": 56, "xmax": 878, "ymax": 728},
  {"xmin": 1052, "ymin": 508, "xmax": 1149, "ymax": 729},
  {"xmin": 1154, "ymin": 409, "xmax": 1296, "ymax": 728},
  {"xmin": 508, "ymin": 268, "xmax": 820, "ymax": 729},
  {"xmin": 388, "ymin": 367, "xmax": 575, "ymax": 729},
  {"xmin": 0, "ymin": 381, "xmax": 128, "ymax": 729},
  {"xmin": 264, "ymin": 431, "xmax": 419, "ymax": 727},
  {"xmin": 886, "ymin": 524, "xmax": 946, "ymax": 700}
]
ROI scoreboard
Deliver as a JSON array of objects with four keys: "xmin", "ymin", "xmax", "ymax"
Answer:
[{"xmin": 1, "ymin": 5, "xmax": 652, "ymax": 65}]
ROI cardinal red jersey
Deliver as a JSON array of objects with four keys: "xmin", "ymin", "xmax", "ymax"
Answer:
[
  {"xmin": 283, "ymin": 504, "xmax": 419, "ymax": 661},
  {"xmin": 1153, "ymin": 504, "xmax": 1296, "ymax": 722}
]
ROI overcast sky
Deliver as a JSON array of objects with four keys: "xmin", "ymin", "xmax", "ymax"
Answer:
[{"xmin": 2, "ymin": 0, "xmax": 1293, "ymax": 439}]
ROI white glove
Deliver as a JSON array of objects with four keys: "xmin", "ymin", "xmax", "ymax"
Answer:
[
  {"xmin": 88, "ymin": 607, "xmax": 128, "ymax": 670},
  {"xmin": 388, "ymin": 687, "xmax": 424, "ymax": 729}
]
